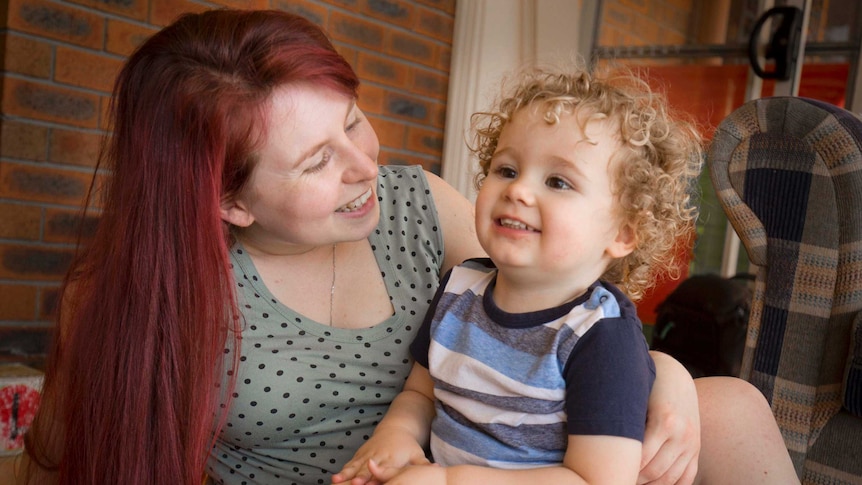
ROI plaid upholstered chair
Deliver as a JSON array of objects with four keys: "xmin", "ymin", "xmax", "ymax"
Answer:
[{"xmin": 708, "ymin": 96, "xmax": 862, "ymax": 483}]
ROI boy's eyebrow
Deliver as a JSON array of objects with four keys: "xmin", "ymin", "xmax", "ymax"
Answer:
[{"xmin": 550, "ymin": 155, "xmax": 587, "ymax": 179}]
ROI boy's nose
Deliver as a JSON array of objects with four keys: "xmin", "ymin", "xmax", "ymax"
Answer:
[{"xmin": 503, "ymin": 178, "xmax": 536, "ymax": 206}]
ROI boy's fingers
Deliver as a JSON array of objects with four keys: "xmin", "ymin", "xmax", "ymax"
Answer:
[{"xmin": 368, "ymin": 459, "xmax": 399, "ymax": 482}]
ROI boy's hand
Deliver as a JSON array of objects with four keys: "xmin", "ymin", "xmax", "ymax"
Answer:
[
  {"xmin": 331, "ymin": 428, "xmax": 430, "ymax": 485},
  {"xmin": 366, "ymin": 460, "xmax": 444, "ymax": 485}
]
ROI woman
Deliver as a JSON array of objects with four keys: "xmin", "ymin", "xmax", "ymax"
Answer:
[{"xmin": 1, "ymin": 9, "xmax": 795, "ymax": 485}]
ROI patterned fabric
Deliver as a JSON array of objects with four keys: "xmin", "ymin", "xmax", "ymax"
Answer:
[
  {"xmin": 411, "ymin": 259, "xmax": 654, "ymax": 469},
  {"xmin": 708, "ymin": 97, "xmax": 862, "ymax": 484},
  {"xmin": 208, "ymin": 165, "xmax": 445, "ymax": 485}
]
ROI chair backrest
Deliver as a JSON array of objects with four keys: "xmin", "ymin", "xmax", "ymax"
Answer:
[{"xmin": 707, "ymin": 96, "xmax": 862, "ymax": 476}]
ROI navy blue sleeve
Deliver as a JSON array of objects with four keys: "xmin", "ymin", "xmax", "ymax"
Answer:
[
  {"xmin": 563, "ymin": 315, "xmax": 656, "ymax": 441},
  {"xmin": 409, "ymin": 267, "xmax": 454, "ymax": 368}
]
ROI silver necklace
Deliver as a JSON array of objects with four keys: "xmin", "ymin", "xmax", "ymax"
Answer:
[{"xmin": 329, "ymin": 243, "xmax": 336, "ymax": 326}]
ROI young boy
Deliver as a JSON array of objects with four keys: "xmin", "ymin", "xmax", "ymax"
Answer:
[{"xmin": 333, "ymin": 65, "xmax": 703, "ymax": 485}]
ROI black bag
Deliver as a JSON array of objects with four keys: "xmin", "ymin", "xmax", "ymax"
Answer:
[{"xmin": 650, "ymin": 274, "xmax": 752, "ymax": 378}]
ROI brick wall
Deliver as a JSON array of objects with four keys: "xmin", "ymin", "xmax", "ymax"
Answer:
[
  {"xmin": 599, "ymin": 0, "xmax": 694, "ymax": 47},
  {"xmin": 0, "ymin": 0, "xmax": 456, "ymax": 368}
]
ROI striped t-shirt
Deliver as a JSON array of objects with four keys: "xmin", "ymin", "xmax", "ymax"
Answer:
[{"xmin": 411, "ymin": 258, "xmax": 655, "ymax": 469}]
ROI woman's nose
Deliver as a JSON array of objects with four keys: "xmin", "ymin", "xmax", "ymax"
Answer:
[{"xmin": 343, "ymin": 141, "xmax": 379, "ymax": 183}]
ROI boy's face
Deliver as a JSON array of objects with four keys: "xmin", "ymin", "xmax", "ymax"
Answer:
[{"xmin": 475, "ymin": 106, "xmax": 636, "ymax": 290}]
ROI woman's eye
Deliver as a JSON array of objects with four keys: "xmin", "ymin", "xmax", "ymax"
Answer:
[
  {"xmin": 305, "ymin": 152, "xmax": 330, "ymax": 174},
  {"xmin": 346, "ymin": 117, "xmax": 361, "ymax": 133},
  {"xmin": 546, "ymin": 176, "xmax": 572, "ymax": 190}
]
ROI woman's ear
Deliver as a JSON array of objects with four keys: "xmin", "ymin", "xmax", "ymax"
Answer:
[
  {"xmin": 606, "ymin": 222, "xmax": 637, "ymax": 259},
  {"xmin": 220, "ymin": 196, "xmax": 255, "ymax": 228}
]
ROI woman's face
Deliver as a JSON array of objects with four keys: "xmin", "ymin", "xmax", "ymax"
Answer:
[{"xmin": 224, "ymin": 83, "xmax": 381, "ymax": 254}]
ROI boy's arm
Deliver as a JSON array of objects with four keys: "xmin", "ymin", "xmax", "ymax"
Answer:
[
  {"xmin": 370, "ymin": 434, "xmax": 641, "ymax": 485},
  {"xmin": 332, "ymin": 362, "xmax": 436, "ymax": 485}
]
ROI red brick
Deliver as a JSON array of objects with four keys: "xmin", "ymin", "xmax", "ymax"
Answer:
[
  {"xmin": 272, "ymin": 0, "xmax": 329, "ymax": 27},
  {"xmin": 49, "ymin": 127, "xmax": 103, "ymax": 168},
  {"xmin": 326, "ymin": 0, "xmax": 360, "ymax": 9},
  {"xmin": 0, "ymin": 243, "xmax": 76, "ymax": 280},
  {"xmin": 0, "ymin": 162, "xmax": 93, "ymax": 206},
  {"xmin": 415, "ymin": 0, "xmax": 456, "ymax": 15},
  {"xmin": 383, "ymin": 90, "xmax": 435, "ymax": 124},
  {"xmin": 333, "ymin": 44, "xmax": 359, "ymax": 69},
  {"xmin": 410, "ymin": 67, "xmax": 448, "ymax": 100},
  {"xmin": 328, "ymin": 11, "xmax": 385, "ymax": 50},
  {"xmin": 357, "ymin": 83, "xmax": 385, "ymax": 115},
  {"xmin": 207, "ymin": 0, "xmax": 269, "ymax": 10},
  {"xmin": 620, "ymin": 0, "xmax": 649, "ymax": 14},
  {"xmin": 149, "ymin": 0, "xmax": 208, "ymax": 27},
  {"xmin": 106, "ymin": 18, "xmax": 158, "ymax": 56},
  {"xmin": 99, "ymin": 96, "xmax": 112, "ymax": 131},
  {"xmin": 0, "ymin": 285, "xmax": 38, "ymax": 320},
  {"xmin": 1, "ymin": 120, "xmax": 48, "ymax": 162},
  {"xmin": 55, "ymin": 46, "xmax": 124, "ymax": 94},
  {"xmin": 356, "ymin": 52, "xmax": 409, "ymax": 88},
  {"xmin": 8, "ymin": 0, "xmax": 105, "ymax": 50},
  {"xmin": 366, "ymin": 115, "xmax": 406, "ymax": 149},
  {"xmin": 437, "ymin": 45, "xmax": 451, "ymax": 72},
  {"xmin": 406, "ymin": 125, "xmax": 443, "ymax": 157},
  {"xmin": 3, "ymin": 34, "xmax": 53, "ymax": 79},
  {"xmin": 431, "ymin": 102, "xmax": 447, "ymax": 129},
  {"xmin": 361, "ymin": 0, "xmax": 416, "ymax": 31},
  {"xmin": 378, "ymin": 149, "xmax": 438, "ymax": 173},
  {"xmin": 3, "ymin": 78, "xmax": 100, "ymax": 129},
  {"xmin": 43, "ymin": 207, "xmax": 99, "ymax": 244},
  {"xmin": 39, "ymin": 287, "xmax": 62, "ymax": 320},
  {"xmin": 66, "ymin": 0, "xmax": 148, "ymax": 21},
  {"xmin": 0, "ymin": 203, "xmax": 41, "ymax": 240},
  {"xmin": 386, "ymin": 31, "xmax": 439, "ymax": 69},
  {"xmin": 414, "ymin": 7, "xmax": 454, "ymax": 44}
]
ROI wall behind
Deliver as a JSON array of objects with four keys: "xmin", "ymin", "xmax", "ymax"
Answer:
[{"xmin": 0, "ymin": 0, "xmax": 456, "ymax": 368}]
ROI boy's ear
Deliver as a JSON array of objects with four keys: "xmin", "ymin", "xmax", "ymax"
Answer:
[
  {"xmin": 220, "ymin": 196, "xmax": 255, "ymax": 228},
  {"xmin": 606, "ymin": 222, "xmax": 637, "ymax": 259}
]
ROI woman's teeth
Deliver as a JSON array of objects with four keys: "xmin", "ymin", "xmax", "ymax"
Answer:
[
  {"xmin": 499, "ymin": 218, "xmax": 538, "ymax": 232},
  {"xmin": 336, "ymin": 189, "xmax": 372, "ymax": 212}
]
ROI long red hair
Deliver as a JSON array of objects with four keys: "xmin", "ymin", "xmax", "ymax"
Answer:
[{"xmin": 26, "ymin": 9, "xmax": 358, "ymax": 484}]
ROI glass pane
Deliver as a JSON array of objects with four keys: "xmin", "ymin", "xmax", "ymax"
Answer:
[{"xmin": 591, "ymin": 0, "xmax": 860, "ymax": 323}]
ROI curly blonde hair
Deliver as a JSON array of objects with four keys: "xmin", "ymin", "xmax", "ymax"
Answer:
[{"xmin": 469, "ymin": 64, "xmax": 703, "ymax": 301}]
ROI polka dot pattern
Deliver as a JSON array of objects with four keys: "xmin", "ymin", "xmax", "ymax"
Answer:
[{"xmin": 207, "ymin": 166, "xmax": 444, "ymax": 485}]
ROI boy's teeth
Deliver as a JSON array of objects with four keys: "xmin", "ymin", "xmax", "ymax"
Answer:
[
  {"xmin": 336, "ymin": 189, "xmax": 372, "ymax": 212},
  {"xmin": 499, "ymin": 218, "xmax": 537, "ymax": 231}
]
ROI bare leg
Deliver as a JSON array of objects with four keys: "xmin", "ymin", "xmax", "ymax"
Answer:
[{"xmin": 694, "ymin": 377, "xmax": 799, "ymax": 485}]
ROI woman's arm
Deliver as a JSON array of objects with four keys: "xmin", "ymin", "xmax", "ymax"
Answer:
[
  {"xmin": 424, "ymin": 171, "xmax": 485, "ymax": 274},
  {"xmin": 638, "ymin": 351, "xmax": 701, "ymax": 485}
]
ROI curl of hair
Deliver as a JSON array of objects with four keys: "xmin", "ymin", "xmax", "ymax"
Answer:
[
  {"xmin": 469, "ymin": 63, "xmax": 703, "ymax": 301},
  {"xmin": 25, "ymin": 9, "xmax": 358, "ymax": 485}
]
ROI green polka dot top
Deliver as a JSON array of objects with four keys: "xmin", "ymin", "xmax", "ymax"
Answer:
[{"xmin": 208, "ymin": 165, "xmax": 444, "ymax": 485}]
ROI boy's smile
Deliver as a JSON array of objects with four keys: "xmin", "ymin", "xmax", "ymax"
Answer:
[{"xmin": 474, "ymin": 104, "xmax": 636, "ymax": 308}]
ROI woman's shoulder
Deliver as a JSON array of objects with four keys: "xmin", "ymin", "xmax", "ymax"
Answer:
[{"xmin": 377, "ymin": 164, "xmax": 429, "ymax": 191}]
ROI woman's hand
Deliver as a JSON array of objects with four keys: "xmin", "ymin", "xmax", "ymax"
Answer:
[{"xmin": 638, "ymin": 351, "xmax": 700, "ymax": 485}]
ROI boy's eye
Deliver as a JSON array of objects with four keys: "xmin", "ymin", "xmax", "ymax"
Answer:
[
  {"xmin": 494, "ymin": 166, "xmax": 517, "ymax": 179},
  {"xmin": 546, "ymin": 176, "xmax": 572, "ymax": 190}
]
